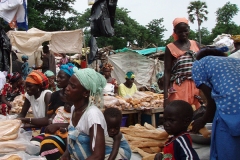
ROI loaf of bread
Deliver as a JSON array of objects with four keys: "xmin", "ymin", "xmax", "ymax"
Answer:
[
  {"xmin": 0, "ymin": 119, "xmax": 22, "ymax": 141},
  {"xmin": 188, "ymin": 123, "xmax": 211, "ymax": 138},
  {"xmin": 0, "ymin": 143, "xmax": 26, "ymax": 153},
  {"xmin": 0, "ymin": 155, "xmax": 22, "ymax": 160},
  {"xmin": 121, "ymin": 127, "xmax": 168, "ymax": 140}
]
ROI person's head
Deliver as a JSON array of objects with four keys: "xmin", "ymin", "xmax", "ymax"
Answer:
[
  {"xmin": 102, "ymin": 63, "xmax": 114, "ymax": 79},
  {"xmin": 163, "ymin": 100, "xmax": 193, "ymax": 136},
  {"xmin": 61, "ymin": 53, "xmax": 66, "ymax": 58},
  {"xmin": 156, "ymin": 72, "xmax": 164, "ymax": 90},
  {"xmin": 104, "ymin": 108, "xmax": 122, "ymax": 137},
  {"xmin": 25, "ymin": 70, "xmax": 49, "ymax": 96},
  {"xmin": 64, "ymin": 101, "xmax": 73, "ymax": 113},
  {"xmin": 196, "ymin": 48, "xmax": 227, "ymax": 60},
  {"xmin": 125, "ymin": 71, "xmax": 135, "ymax": 86},
  {"xmin": 65, "ymin": 68, "xmax": 106, "ymax": 108},
  {"xmin": 172, "ymin": 17, "xmax": 189, "ymax": 41},
  {"xmin": 9, "ymin": 72, "xmax": 23, "ymax": 88},
  {"xmin": 21, "ymin": 55, "xmax": 28, "ymax": 62},
  {"xmin": 57, "ymin": 63, "xmax": 75, "ymax": 88},
  {"xmin": 44, "ymin": 70, "xmax": 55, "ymax": 86},
  {"xmin": 42, "ymin": 45, "xmax": 50, "ymax": 54}
]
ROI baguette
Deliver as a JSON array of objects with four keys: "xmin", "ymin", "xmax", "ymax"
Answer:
[
  {"xmin": 144, "ymin": 122, "xmax": 155, "ymax": 130},
  {"xmin": 150, "ymin": 146, "xmax": 161, "ymax": 153},
  {"xmin": 121, "ymin": 127, "xmax": 169, "ymax": 140},
  {"xmin": 0, "ymin": 154, "xmax": 22, "ymax": 160},
  {"xmin": 124, "ymin": 134, "xmax": 166, "ymax": 143},
  {"xmin": 129, "ymin": 141, "xmax": 164, "ymax": 148},
  {"xmin": 140, "ymin": 147, "xmax": 154, "ymax": 154},
  {"xmin": 188, "ymin": 123, "xmax": 211, "ymax": 138}
]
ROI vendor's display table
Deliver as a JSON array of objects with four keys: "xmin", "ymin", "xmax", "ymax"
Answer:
[{"xmin": 121, "ymin": 108, "xmax": 164, "ymax": 127}]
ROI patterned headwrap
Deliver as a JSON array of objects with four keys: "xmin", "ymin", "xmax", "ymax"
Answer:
[
  {"xmin": 26, "ymin": 70, "xmax": 49, "ymax": 89},
  {"xmin": 125, "ymin": 71, "xmax": 135, "ymax": 79},
  {"xmin": 44, "ymin": 70, "xmax": 55, "ymax": 77},
  {"xmin": 9, "ymin": 72, "xmax": 22, "ymax": 84},
  {"xmin": 60, "ymin": 63, "xmax": 75, "ymax": 76},
  {"xmin": 73, "ymin": 67, "xmax": 107, "ymax": 108},
  {"xmin": 231, "ymin": 35, "xmax": 240, "ymax": 43},
  {"xmin": 156, "ymin": 72, "xmax": 164, "ymax": 80},
  {"xmin": 172, "ymin": 17, "xmax": 189, "ymax": 41},
  {"xmin": 102, "ymin": 63, "xmax": 114, "ymax": 71},
  {"xmin": 21, "ymin": 55, "xmax": 28, "ymax": 60}
]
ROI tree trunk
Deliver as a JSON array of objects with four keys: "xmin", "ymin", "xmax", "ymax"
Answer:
[{"xmin": 198, "ymin": 19, "xmax": 201, "ymax": 45}]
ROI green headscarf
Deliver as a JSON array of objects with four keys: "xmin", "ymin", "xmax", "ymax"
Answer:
[
  {"xmin": 44, "ymin": 70, "xmax": 55, "ymax": 77},
  {"xmin": 73, "ymin": 67, "xmax": 107, "ymax": 108}
]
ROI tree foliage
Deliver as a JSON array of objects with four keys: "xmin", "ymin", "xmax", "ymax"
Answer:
[
  {"xmin": 187, "ymin": 0, "xmax": 208, "ymax": 44},
  {"xmin": 216, "ymin": 2, "xmax": 239, "ymax": 25},
  {"xmin": 27, "ymin": 0, "xmax": 76, "ymax": 31}
]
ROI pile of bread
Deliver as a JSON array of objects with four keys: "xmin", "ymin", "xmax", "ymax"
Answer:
[
  {"xmin": 10, "ymin": 95, "xmax": 24, "ymax": 114},
  {"xmin": 121, "ymin": 123, "xmax": 168, "ymax": 160},
  {"xmin": 103, "ymin": 96, "xmax": 132, "ymax": 110},
  {"xmin": 0, "ymin": 119, "xmax": 26, "ymax": 153},
  {"xmin": 125, "ymin": 91, "xmax": 163, "ymax": 109},
  {"xmin": 103, "ymin": 91, "xmax": 164, "ymax": 110}
]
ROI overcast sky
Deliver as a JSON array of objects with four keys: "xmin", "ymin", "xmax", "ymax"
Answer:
[{"xmin": 72, "ymin": 0, "xmax": 240, "ymax": 39}]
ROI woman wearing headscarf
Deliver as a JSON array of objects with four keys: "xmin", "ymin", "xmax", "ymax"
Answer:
[
  {"xmin": 118, "ymin": 71, "xmax": 138, "ymax": 98},
  {"xmin": 0, "ymin": 72, "xmax": 24, "ymax": 115},
  {"xmin": 164, "ymin": 17, "xmax": 200, "ymax": 108},
  {"xmin": 192, "ymin": 48, "xmax": 240, "ymax": 159},
  {"xmin": 60, "ymin": 68, "xmax": 108, "ymax": 160},
  {"xmin": 21, "ymin": 55, "xmax": 32, "ymax": 80},
  {"xmin": 44, "ymin": 70, "xmax": 59, "ymax": 92},
  {"xmin": 17, "ymin": 70, "xmax": 52, "ymax": 128},
  {"xmin": 35, "ymin": 63, "xmax": 75, "ymax": 160},
  {"xmin": 102, "ymin": 63, "xmax": 118, "ymax": 95},
  {"xmin": 150, "ymin": 72, "xmax": 164, "ymax": 94}
]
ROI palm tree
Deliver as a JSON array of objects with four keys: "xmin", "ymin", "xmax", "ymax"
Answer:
[{"xmin": 187, "ymin": 1, "xmax": 208, "ymax": 44}]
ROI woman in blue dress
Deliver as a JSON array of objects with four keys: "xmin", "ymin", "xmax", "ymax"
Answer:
[{"xmin": 192, "ymin": 48, "xmax": 240, "ymax": 160}]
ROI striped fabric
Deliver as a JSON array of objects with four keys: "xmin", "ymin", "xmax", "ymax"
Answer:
[
  {"xmin": 170, "ymin": 50, "xmax": 196, "ymax": 85},
  {"xmin": 39, "ymin": 135, "xmax": 66, "ymax": 160}
]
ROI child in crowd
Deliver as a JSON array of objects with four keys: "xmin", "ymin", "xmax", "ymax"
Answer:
[
  {"xmin": 21, "ymin": 55, "xmax": 32, "ymax": 80},
  {"xmin": 31, "ymin": 102, "xmax": 72, "ymax": 147},
  {"xmin": 104, "ymin": 108, "xmax": 131, "ymax": 160},
  {"xmin": 154, "ymin": 100, "xmax": 199, "ymax": 160}
]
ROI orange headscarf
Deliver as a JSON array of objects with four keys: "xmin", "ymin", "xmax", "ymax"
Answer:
[
  {"xmin": 172, "ymin": 17, "xmax": 189, "ymax": 41},
  {"xmin": 26, "ymin": 70, "xmax": 49, "ymax": 89}
]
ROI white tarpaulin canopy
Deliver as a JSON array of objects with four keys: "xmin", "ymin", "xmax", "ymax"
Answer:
[
  {"xmin": 108, "ymin": 51, "xmax": 164, "ymax": 88},
  {"xmin": 7, "ymin": 28, "xmax": 83, "ymax": 55}
]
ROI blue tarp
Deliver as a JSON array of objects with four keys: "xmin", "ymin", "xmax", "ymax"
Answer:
[{"xmin": 115, "ymin": 47, "xmax": 165, "ymax": 55}]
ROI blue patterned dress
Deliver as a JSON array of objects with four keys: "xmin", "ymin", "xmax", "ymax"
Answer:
[{"xmin": 192, "ymin": 56, "xmax": 240, "ymax": 160}]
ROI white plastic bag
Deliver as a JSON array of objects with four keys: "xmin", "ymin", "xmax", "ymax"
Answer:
[{"xmin": 0, "ymin": 129, "xmax": 40, "ymax": 155}]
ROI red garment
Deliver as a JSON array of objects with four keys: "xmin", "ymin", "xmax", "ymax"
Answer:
[
  {"xmin": 81, "ymin": 60, "xmax": 87, "ymax": 68},
  {"xmin": 163, "ymin": 132, "xmax": 199, "ymax": 160},
  {"xmin": 0, "ymin": 83, "xmax": 25, "ymax": 115}
]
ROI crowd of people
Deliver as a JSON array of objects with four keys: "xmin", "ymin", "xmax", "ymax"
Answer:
[{"xmin": 0, "ymin": 16, "xmax": 239, "ymax": 160}]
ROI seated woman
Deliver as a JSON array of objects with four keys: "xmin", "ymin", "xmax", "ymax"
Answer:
[
  {"xmin": 17, "ymin": 70, "xmax": 52, "ymax": 129},
  {"xmin": 102, "ymin": 63, "xmax": 118, "ymax": 95},
  {"xmin": 44, "ymin": 70, "xmax": 59, "ymax": 92},
  {"xmin": 118, "ymin": 71, "xmax": 137, "ymax": 98},
  {"xmin": 32, "ymin": 63, "xmax": 75, "ymax": 160},
  {"xmin": 150, "ymin": 72, "xmax": 164, "ymax": 94},
  {"xmin": 0, "ymin": 72, "xmax": 24, "ymax": 115},
  {"xmin": 47, "ymin": 63, "xmax": 75, "ymax": 117},
  {"xmin": 61, "ymin": 68, "xmax": 108, "ymax": 160}
]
